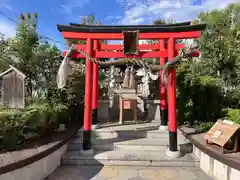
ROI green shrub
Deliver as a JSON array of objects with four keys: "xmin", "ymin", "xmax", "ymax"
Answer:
[
  {"xmin": 0, "ymin": 100, "xmax": 72, "ymax": 151},
  {"xmin": 0, "ymin": 110, "xmax": 25, "ymax": 150},
  {"xmin": 22, "ymin": 101, "xmax": 58, "ymax": 136},
  {"xmin": 53, "ymin": 103, "xmax": 69, "ymax": 125},
  {"xmin": 226, "ymin": 108, "xmax": 240, "ymax": 124},
  {"xmin": 199, "ymin": 121, "xmax": 215, "ymax": 132},
  {"xmin": 198, "ymin": 108, "xmax": 240, "ymax": 132},
  {"xmin": 224, "ymin": 86, "xmax": 240, "ymax": 109},
  {"xmin": 177, "ymin": 64, "xmax": 226, "ymax": 125}
]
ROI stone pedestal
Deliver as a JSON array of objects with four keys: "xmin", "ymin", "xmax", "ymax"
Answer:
[
  {"xmin": 98, "ymin": 100, "xmax": 110, "ymax": 122},
  {"xmin": 146, "ymin": 99, "xmax": 161, "ymax": 123}
]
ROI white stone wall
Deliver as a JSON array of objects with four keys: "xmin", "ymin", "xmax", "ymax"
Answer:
[
  {"xmin": 193, "ymin": 145, "xmax": 239, "ymax": 180},
  {"xmin": 0, "ymin": 144, "xmax": 67, "ymax": 180}
]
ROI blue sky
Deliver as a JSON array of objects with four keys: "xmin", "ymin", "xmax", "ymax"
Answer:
[{"xmin": 0, "ymin": 0, "xmax": 238, "ymax": 51}]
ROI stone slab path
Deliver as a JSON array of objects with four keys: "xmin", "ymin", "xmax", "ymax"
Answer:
[{"xmin": 46, "ymin": 165, "xmax": 212, "ymax": 180}]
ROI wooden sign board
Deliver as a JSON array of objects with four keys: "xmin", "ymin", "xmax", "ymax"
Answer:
[
  {"xmin": 119, "ymin": 97, "xmax": 137, "ymax": 124},
  {"xmin": 204, "ymin": 119, "xmax": 240, "ymax": 153},
  {"xmin": 123, "ymin": 100, "xmax": 131, "ymax": 109}
]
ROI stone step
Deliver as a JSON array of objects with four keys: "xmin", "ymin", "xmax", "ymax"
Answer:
[
  {"xmin": 76, "ymin": 122, "xmax": 166, "ymax": 139},
  {"xmin": 62, "ymin": 150, "xmax": 199, "ymax": 167},
  {"xmin": 76, "ymin": 129, "xmax": 171, "ymax": 139},
  {"xmin": 71, "ymin": 129, "xmax": 190, "ymax": 151},
  {"xmin": 68, "ymin": 137, "xmax": 172, "ymax": 151}
]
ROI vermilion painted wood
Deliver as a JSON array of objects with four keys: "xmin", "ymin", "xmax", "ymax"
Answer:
[
  {"xmin": 83, "ymin": 38, "xmax": 93, "ymax": 131},
  {"xmin": 96, "ymin": 51, "xmax": 167, "ymax": 58},
  {"xmin": 167, "ymin": 38, "xmax": 177, "ymax": 133},
  {"xmin": 92, "ymin": 40, "xmax": 99, "ymax": 109},
  {"xmin": 191, "ymin": 50, "xmax": 200, "ymax": 57},
  {"xmin": 61, "ymin": 31, "xmax": 201, "ymax": 40},
  {"xmin": 64, "ymin": 50, "xmax": 168, "ymax": 59},
  {"xmin": 73, "ymin": 43, "xmax": 184, "ymax": 51},
  {"xmin": 63, "ymin": 49, "xmax": 183, "ymax": 59},
  {"xmin": 159, "ymin": 40, "xmax": 167, "ymax": 110}
]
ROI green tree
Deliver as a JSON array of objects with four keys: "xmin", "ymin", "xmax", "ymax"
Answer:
[
  {"xmin": 7, "ymin": 12, "xmax": 40, "ymax": 97},
  {"xmin": 0, "ymin": 37, "xmax": 11, "ymax": 71},
  {"xmin": 176, "ymin": 3, "xmax": 240, "ymax": 125},
  {"xmin": 66, "ymin": 13, "xmax": 103, "ymax": 46},
  {"xmin": 193, "ymin": 3, "xmax": 240, "ymax": 86},
  {"xmin": 4, "ymin": 12, "xmax": 63, "ymax": 99},
  {"xmin": 65, "ymin": 13, "xmax": 108, "ymax": 98}
]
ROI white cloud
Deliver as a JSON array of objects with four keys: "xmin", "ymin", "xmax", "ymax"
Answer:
[
  {"xmin": 2, "ymin": 4, "xmax": 13, "ymax": 11},
  {"xmin": 106, "ymin": 15, "xmax": 122, "ymax": 21},
  {"xmin": 60, "ymin": 0, "xmax": 89, "ymax": 15},
  {"xmin": 0, "ymin": 20, "xmax": 16, "ymax": 38},
  {"xmin": 116, "ymin": 0, "xmax": 239, "ymax": 25}
]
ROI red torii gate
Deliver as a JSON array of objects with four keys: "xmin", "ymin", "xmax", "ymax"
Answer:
[{"xmin": 57, "ymin": 22, "xmax": 206, "ymax": 156}]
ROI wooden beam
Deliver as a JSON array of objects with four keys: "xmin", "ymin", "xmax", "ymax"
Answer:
[
  {"xmin": 61, "ymin": 31, "xmax": 201, "ymax": 40},
  {"xmin": 65, "ymin": 50, "xmax": 168, "ymax": 59},
  {"xmin": 73, "ymin": 43, "xmax": 184, "ymax": 51}
]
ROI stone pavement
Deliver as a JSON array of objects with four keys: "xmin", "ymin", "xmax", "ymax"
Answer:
[{"xmin": 46, "ymin": 165, "xmax": 212, "ymax": 180}]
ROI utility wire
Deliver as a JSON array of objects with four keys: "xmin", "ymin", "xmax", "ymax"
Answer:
[{"xmin": 0, "ymin": 11, "xmax": 68, "ymax": 46}]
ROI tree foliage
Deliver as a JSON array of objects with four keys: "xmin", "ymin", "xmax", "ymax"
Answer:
[
  {"xmin": 1, "ymin": 12, "xmax": 63, "ymax": 98},
  {"xmin": 66, "ymin": 13, "xmax": 103, "ymax": 46},
  {"xmin": 177, "ymin": 3, "xmax": 240, "ymax": 125},
  {"xmin": 193, "ymin": 3, "xmax": 240, "ymax": 86}
]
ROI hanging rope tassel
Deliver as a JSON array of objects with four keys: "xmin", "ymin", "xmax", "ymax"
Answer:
[{"xmin": 56, "ymin": 45, "xmax": 75, "ymax": 89}]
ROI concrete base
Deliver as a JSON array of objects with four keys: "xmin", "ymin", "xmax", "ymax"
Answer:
[
  {"xmin": 0, "ymin": 144, "xmax": 67, "ymax": 180},
  {"xmin": 193, "ymin": 145, "xmax": 240, "ymax": 180},
  {"xmin": 92, "ymin": 125, "xmax": 99, "ymax": 130},
  {"xmin": 159, "ymin": 125, "xmax": 168, "ymax": 131},
  {"xmin": 80, "ymin": 148, "xmax": 94, "ymax": 157},
  {"xmin": 98, "ymin": 100, "xmax": 110, "ymax": 122},
  {"xmin": 165, "ymin": 148, "xmax": 182, "ymax": 158},
  {"xmin": 147, "ymin": 100, "xmax": 161, "ymax": 122}
]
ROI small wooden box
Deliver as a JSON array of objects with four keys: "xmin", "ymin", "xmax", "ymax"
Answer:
[{"xmin": 204, "ymin": 119, "xmax": 240, "ymax": 154}]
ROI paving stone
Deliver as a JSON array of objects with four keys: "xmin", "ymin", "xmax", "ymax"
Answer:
[
  {"xmin": 98, "ymin": 167, "xmax": 118, "ymax": 179},
  {"xmin": 158, "ymin": 168, "xmax": 180, "ymax": 180},
  {"xmin": 90, "ymin": 175, "xmax": 108, "ymax": 180},
  {"xmin": 128, "ymin": 176, "xmax": 151, "ymax": 180},
  {"xmin": 116, "ymin": 167, "xmax": 138, "ymax": 179},
  {"xmin": 139, "ymin": 168, "xmax": 160, "ymax": 179},
  {"xmin": 177, "ymin": 169, "xmax": 198, "ymax": 180},
  {"xmin": 191, "ymin": 169, "xmax": 213, "ymax": 180},
  {"xmin": 47, "ymin": 165, "xmax": 213, "ymax": 180}
]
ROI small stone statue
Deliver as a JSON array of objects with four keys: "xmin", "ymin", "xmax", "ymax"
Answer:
[
  {"xmin": 109, "ymin": 66, "xmax": 116, "ymax": 88},
  {"xmin": 129, "ymin": 66, "xmax": 136, "ymax": 89},
  {"xmin": 136, "ymin": 68, "xmax": 159, "ymax": 98},
  {"xmin": 122, "ymin": 67, "xmax": 130, "ymax": 88}
]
